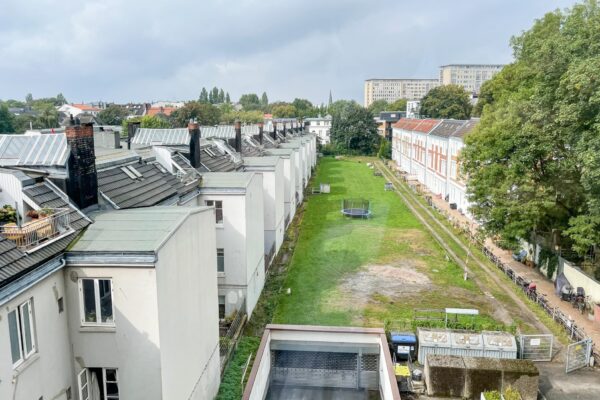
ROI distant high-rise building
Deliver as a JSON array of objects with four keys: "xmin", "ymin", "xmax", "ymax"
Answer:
[
  {"xmin": 364, "ymin": 79, "xmax": 440, "ymax": 107},
  {"xmin": 439, "ymin": 64, "xmax": 504, "ymax": 94}
]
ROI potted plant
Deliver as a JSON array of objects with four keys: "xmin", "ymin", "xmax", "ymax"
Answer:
[
  {"xmin": 26, "ymin": 209, "xmax": 40, "ymax": 219},
  {"xmin": 0, "ymin": 205, "xmax": 17, "ymax": 225}
]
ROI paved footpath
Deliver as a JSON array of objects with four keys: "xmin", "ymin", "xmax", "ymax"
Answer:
[{"xmin": 422, "ymin": 190, "xmax": 600, "ymax": 352}]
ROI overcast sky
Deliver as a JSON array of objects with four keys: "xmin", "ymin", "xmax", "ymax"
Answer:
[{"xmin": 0, "ymin": 0, "xmax": 577, "ymax": 105}]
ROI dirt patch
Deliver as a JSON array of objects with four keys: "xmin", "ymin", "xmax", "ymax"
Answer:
[{"xmin": 326, "ymin": 263, "xmax": 432, "ymax": 310}]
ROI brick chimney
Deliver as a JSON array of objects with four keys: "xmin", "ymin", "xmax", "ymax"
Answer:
[
  {"xmin": 127, "ymin": 121, "xmax": 140, "ymax": 150},
  {"xmin": 271, "ymin": 122, "xmax": 278, "ymax": 140},
  {"xmin": 65, "ymin": 118, "xmax": 98, "ymax": 209},
  {"xmin": 188, "ymin": 121, "xmax": 201, "ymax": 168},
  {"xmin": 234, "ymin": 120, "xmax": 242, "ymax": 154},
  {"xmin": 258, "ymin": 122, "xmax": 264, "ymax": 145}
]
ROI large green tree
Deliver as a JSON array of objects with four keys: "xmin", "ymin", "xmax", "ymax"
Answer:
[
  {"xmin": 0, "ymin": 105, "xmax": 15, "ymax": 133},
  {"xmin": 170, "ymin": 101, "xmax": 221, "ymax": 126},
  {"xmin": 271, "ymin": 104, "xmax": 297, "ymax": 118},
  {"xmin": 367, "ymin": 99, "xmax": 389, "ymax": 115},
  {"xmin": 329, "ymin": 100, "xmax": 379, "ymax": 155},
  {"xmin": 420, "ymin": 85, "xmax": 472, "ymax": 119},
  {"xmin": 462, "ymin": 0, "xmax": 600, "ymax": 264},
  {"xmin": 98, "ymin": 105, "xmax": 128, "ymax": 125},
  {"xmin": 388, "ymin": 98, "xmax": 408, "ymax": 112},
  {"xmin": 239, "ymin": 93, "xmax": 261, "ymax": 111},
  {"xmin": 291, "ymin": 98, "xmax": 316, "ymax": 118}
]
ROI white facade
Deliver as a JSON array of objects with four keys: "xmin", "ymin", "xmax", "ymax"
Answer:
[
  {"xmin": 392, "ymin": 119, "xmax": 476, "ymax": 217},
  {"xmin": 194, "ymin": 172, "xmax": 265, "ymax": 317},
  {"xmin": 305, "ymin": 116, "xmax": 332, "ymax": 144},
  {"xmin": 0, "ymin": 260, "xmax": 74, "ymax": 400},
  {"xmin": 243, "ymin": 157, "xmax": 286, "ymax": 260},
  {"xmin": 65, "ymin": 207, "xmax": 220, "ymax": 400},
  {"xmin": 364, "ymin": 78, "xmax": 440, "ymax": 106},
  {"xmin": 264, "ymin": 149, "xmax": 297, "ymax": 226}
]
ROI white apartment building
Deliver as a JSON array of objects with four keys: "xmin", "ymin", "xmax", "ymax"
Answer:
[
  {"xmin": 264, "ymin": 148, "xmax": 297, "ymax": 226},
  {"xmin": 392, "ymin": 118, "xmax": 479, "ymax": 217},
  {"xmin": 305, "ymin": 115, "xmax": 332, "ymax": 144},
  {"xmin": 193, "ymin": 172, "xmax": 265, "ymax": 318},
  {"xmin": 439, "ymin": 64, "xmax": 504, "ymax": 94},
  {"xmin": 65, "ymin": 207, "xmax": 220, "ymax": 400},
  {"xmin": 364, "ymin": 79, "xmax": 440, "ymax": 107},
  {"xmin": 243, "ymin": 157, "xmax": 285, "ymax": 264}
]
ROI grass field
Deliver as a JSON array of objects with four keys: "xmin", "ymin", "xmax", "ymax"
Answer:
[{"xmin": 273, "ymin": 157, "xmax": 505, "ymax": 329}]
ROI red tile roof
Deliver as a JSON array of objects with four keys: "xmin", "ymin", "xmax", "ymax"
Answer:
[
  {"xmin": 71, "ymin": 103, "xmax": 101, "ymax": 112},
  {"xmin": 147, "ymin": 106, "xmax": 177, "ymax": 116},
  {"xmin": 392, "ymin": 118, "xmax": 440, "ymax": 133}
]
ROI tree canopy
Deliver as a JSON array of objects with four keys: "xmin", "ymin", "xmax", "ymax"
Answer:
[
  {"xmin": 420, "ymin": 85, "xmax": 472, "ymax": 119},
  {"xmin": 239, "ymin": 93, "xmax": 262, "ymax": 111},
  {"xmin": 0, "ymin": 105, "xmax": 15, "ymax": 133},
  {"xmin": 462, "ymin": 0, "xmax": 600, "ymax": 268},
  {"xmin": 367, "ymin": 99, "xmax": 389, "ymax": 115},
  {"xmin": 170, "ymin": 101, "xmax": 221, "ymax": 127},
  {"xmin": 97, "ymin": 105, "xmax": 128, "ymax": 125},
  {"xmin": 329, "ymin": 100, "xmax": 379, "ymax": 155},
  {"xmin": 388, "ymin": 98, "xmax": 408, "ymax": 112}
]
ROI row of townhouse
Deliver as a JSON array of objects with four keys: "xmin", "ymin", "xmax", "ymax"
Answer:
[
  {"xmin": 0, "ymin": 118, "xmax": 316, "ymax": 400},
  {"xmin": 391, "ymin": 118, "xmax": 478, "ymax": 216}
]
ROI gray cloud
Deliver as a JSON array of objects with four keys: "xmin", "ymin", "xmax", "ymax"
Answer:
[{"xmin": 0, "ymin": 0, "xmax": 576, "ymax": 104}]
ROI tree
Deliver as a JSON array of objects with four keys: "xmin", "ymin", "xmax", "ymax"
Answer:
[
  {"xmin": 239, "ymin": 93, "xmax": 261, "ymax": 111},
  {"xmin": 388, "ymin": 98, "xmax": 408, "ymax": 112},
  {"xmin": 218, "ymin": 89, "xmax": 225, "ymax": 104},
  {"xmin": 225, "ymin": 92, "xmax": 231, "ymax": 103},
  {"xmin": 97, "ymin": 105, "xmax": 128, "ymax": 125},
  {"xmin": 220, "ymin": 110, "xmax": 263, "ymax": 124},
  {"xmin": 199, "ymin": 87, "xmax": 209, "ymax": 103},
  {"xmin": 170, "ymin": 101, "xmax": 221, "ymax": 127},
  {"xmin": 0, "ymin": 105, "xmax": 15, "ymax": 133},
  {"xmin": 461, "ymin": 0, "xmax": 600, "ymax": 264},
  {"xmin": 56, "ymin": 93, "xmax": 67, "ymax": 106},
  {"xmin": 122, "ymin": 114, "xmax": 171, "ymax": 134},
  {"xmin": 211, "ymin": 87, "xmax": 219, "ymax": 104},
  {"xmin": 37, "ymin": 105, "xmax": 59, "ymax": 129},
  {"xmin": 261, "ymin": 92, "xmax": 268, "ymax": 108},
  {"xmin": 329, "ymin": 100, "xmax": 379, "ymax": 155},
  {"xmin": 328, "ymin": 90, "xmax": 333, "ymax": 107},
  {"xmin": 377, "ymin": 137, "xmax": 391, "ymax": 159},
  {"xmin": 367, "ymin": 99, "xmax": 389, "ymax": 115},
  {"xmin": 292, "ymin": 98, "xmax": 316, "ymax": 118},
  {"xmin": 25, "ymin": 93, "xmax": 33, "ymax": 105},
  {"xmin": 420, "ymin": 85, "xmax": 472, "ymax": 119},
  {"xmin": 271, "ymin": 104, "xmax": 297, "ymax": 118}
]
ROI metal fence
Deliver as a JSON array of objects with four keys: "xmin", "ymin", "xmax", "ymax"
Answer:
[
  {"xmin": 518, "ymin": 334, "xmax": 554, "ymax": 361},
  {"xmin": 0, "ymin": 208, "xmax": 70, "ymax": 251},
  {"xmin": 219, "ymin": 299, "xmax": 247, "ymax": 375},
  {"xmin": 410, "ymin": 189, "xmax": 600, "ymax": 366},
  {"xmin": 566, "ymin": 339, "xmax": 593, "ymax": 373}
]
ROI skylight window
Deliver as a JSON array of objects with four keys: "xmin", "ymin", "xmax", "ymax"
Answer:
[
  {"xmin": 126, "ymin": 165, "xmax": 143, "ymax": 178},
  {"xmin": 120, "ymin": 167, "xmax": 137, "ymax": 179}
]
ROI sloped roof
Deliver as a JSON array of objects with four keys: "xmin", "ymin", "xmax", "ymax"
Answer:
[
  {"xmin": 132, "ymin": 128, "xmax": 189, "ymax": 146},
  {"xmin": 429, "ymin": 120, "xmax": 466, "ymax": 138},
  {"xmin": 453, "ymin": 119, "xmax": 479, "ymax": 138},
  {"xmin": 200, "ymin": 172, "xmax": 255, "ymax": 190},
  {"xmin": 414, "ymin": 119, "xmax": 440, "ymax": 133},
  {"xmin": 22, "ymin": 182, "xmax": 90, "ymax": 231},
  {"xmin": 201, "ymin": 125, "xmax": 235, "ymax": 139},
  {"xmin": 98, "ymin": 162, "xmax": 183, "ymax": 208},
  {"xmin": 0, "ymin": 134, "xmax": 69, "ymax": 167},
  {"xmin": 70, "ymin": 207, "xmax": 209, "ymax": 253}
]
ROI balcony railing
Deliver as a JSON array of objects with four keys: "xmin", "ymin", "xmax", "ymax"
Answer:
[{"xmin": 0, "ymin": 209, "xmax": 71, "ymax": 251}]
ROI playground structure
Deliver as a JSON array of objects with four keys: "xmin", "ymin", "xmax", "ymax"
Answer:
[{"xmin": 341, "ymin": 198, "xmax": 371, "ymax": 218}]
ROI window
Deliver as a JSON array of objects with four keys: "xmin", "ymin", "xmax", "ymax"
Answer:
[
  {"xmin": 8, "ymin": 298, "xmax": 36, "ymax": 367},
  {"xmin": 79, "ymin": 278, "xmax": 114, "ymax": 326},
  {"xmin": 78, "ymin": 368, "xmax": 119, "ymax": 400},
  {"xmin": 205, "ymin": 200, "xmax": 223, "ymax": 224},
  {"xmin": 218, "ymin": 295, "xmax": 226, "ymax": 319},
  {"xmin": 217, "ymin": 248, "xmax": 225, "ymax": 273}
]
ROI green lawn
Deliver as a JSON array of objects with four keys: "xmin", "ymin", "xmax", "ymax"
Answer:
[{"xmin": 273, "ymin": 157, "xmax": 503, "ymax": 329}]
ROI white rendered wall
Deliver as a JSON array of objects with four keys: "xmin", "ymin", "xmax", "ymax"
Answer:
[
  {"xmin": 0, "ymin": 269, "xmax": 73, "ymax": 400},
  {"xmin": 244, "ymin": 174, "xmax": 266, "ymax": 317},
  {"xmin": 65, "ymin": 266, "xmax": 163, "ymax": 400},
  {"xmin": 155, "ymin": 209, "xmax": 220, "ymax": 400}
]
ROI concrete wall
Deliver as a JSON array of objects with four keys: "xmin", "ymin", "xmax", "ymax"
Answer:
[
  {"xmin": 0, "ymin": 269, "xmax": 73, "ymax": 400},
  {"xmin": 155, "ymin": 208, "xmax": 220, "ymax": 400},
  {"xmin": 247, "ymin": 334, "xmax": 272, "ymax": 400},
  {"xmin": 562, "ymin": 258, "xmax": 600, "ymax": 303},
  {"xmin": 65, "ymin": 266, "xmax": 163, "ymax": 400}
]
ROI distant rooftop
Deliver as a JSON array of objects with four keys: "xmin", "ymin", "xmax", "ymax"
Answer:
[
  {"xmin": 243, "ymin": 156, "xmax": 280, "ymax": 167},
  {"xmin": 132, "ymin": 128, "xmax": 189, "ymax": 146}
]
